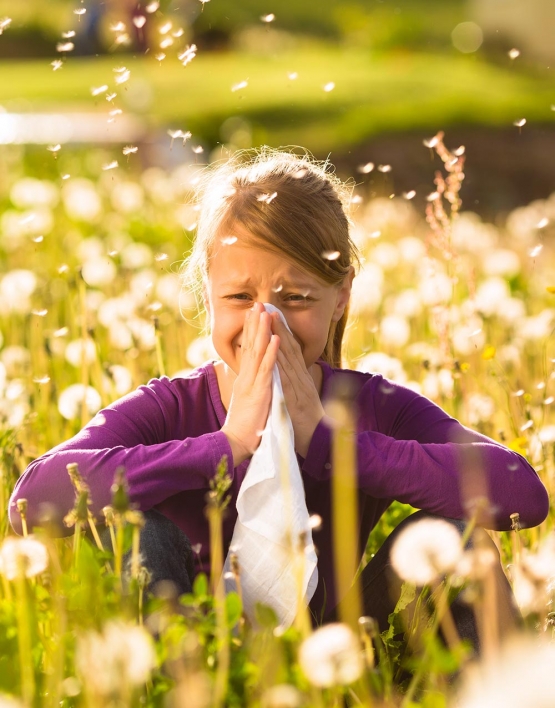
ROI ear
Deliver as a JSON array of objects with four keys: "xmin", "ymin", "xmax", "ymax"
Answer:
[{"xmin": 331, "ymin": 266, "xmax": 355, "ymax": 322}]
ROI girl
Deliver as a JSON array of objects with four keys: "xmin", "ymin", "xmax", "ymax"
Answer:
[{"xmin": 8, "ymin": 149, "xmax": 548, "ymax": 639}]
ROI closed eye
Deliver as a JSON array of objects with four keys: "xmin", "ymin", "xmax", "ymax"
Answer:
[{"xmin": 226, "ymin": 294, "xmax": 312, "ymax": 302}]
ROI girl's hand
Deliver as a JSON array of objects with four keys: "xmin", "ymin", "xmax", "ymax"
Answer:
[
  {"xmin": 270, "ymin": 312, "xmax": 326, "ymax": 458},
  {"xmin": 221, "ymin": 302, "xmax": 280, "ymax": 467}
]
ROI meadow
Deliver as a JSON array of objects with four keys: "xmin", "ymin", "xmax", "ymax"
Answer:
[{"xmin": 0, "ymin": 128, "xmax": 554, "ymax": 707}]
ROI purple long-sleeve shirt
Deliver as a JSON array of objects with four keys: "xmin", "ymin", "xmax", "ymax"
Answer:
[{"xmin": 9, "ymin": 359, "xmax": 549, "ymax": 617}]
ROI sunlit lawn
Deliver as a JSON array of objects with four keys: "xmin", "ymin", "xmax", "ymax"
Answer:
[{"xmin": 1, "ymin": 45, "xmax": 554, "ymax": 150}]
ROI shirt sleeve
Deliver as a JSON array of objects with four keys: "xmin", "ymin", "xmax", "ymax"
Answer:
[
  {"xmin": 9, "ymin": 377, "xmax": 234, "ymax": 535},
  {"xmin": 301, "ymin": 374, "xmax": 549, "ymax": 531}
]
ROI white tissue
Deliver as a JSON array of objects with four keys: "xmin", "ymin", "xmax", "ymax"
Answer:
[{"xmin": 222, "ymin": 303, "xmax": 318, "ymax": 628}]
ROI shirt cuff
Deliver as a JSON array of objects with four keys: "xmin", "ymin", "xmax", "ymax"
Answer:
[
  {"xmin": 207, "ymin": 431, "xmax": 236, "ymax": 480},
  {"xmin": 301, "ymin": 417, "xmax": 333, "ymax": 480}
]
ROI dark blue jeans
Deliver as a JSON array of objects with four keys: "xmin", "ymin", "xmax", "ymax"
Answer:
[{"xmin": 119, "ymin": 508, "xmax": 520, "ymax": 651}]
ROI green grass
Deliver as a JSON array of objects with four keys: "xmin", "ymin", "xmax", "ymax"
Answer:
[{"xmin": 1, "ymin": 46, "xmax": 554, "ymax": 152}]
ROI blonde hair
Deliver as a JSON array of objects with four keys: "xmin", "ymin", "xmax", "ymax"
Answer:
[{"xmin": 180, "ymin": 147, "xmax": 362, "ymax": 368}]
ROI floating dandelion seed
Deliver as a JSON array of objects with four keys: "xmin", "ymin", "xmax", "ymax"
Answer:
[
  {"xmin": 293, "ymin": 168, "xmax": 307, "ymax": 179},
  {"xmin": 33, "ymin": 375, "xmax": 50, "ymax": 384},
  {"xmin": 370, "ymin": 230, "xmax": 381, "ymax": 239},
  {"xmin": 351, "ymin": 194, "xmax": 363, "ymax": 204},
  {"xmin": 221, "ymin": 236, "xmax": 238, "ymax": 245},
  {"xmin": 0, "ymin": 17, "xmax": 12, "ymax": 34},
  {"xmin": 114, "ymin": 70, "xmax": 130, "ymax": 84},
  {"xmin": 529, "ymin": 244, "xmax": 543, "ymax": 257},
  {"xmin": 51, "ymin": 59, "xmax": 63, "ymax": 70},
  {"xmin": 47, "ymin": 144, "xmax": 61, "ymax": 153},
  {"xmin": 115, "ymin": 33, "xmax": 131, "ymax": 46},
  {"xmin": 154, "ymin": 52, "xmax": 166, "ymax": 61},
  {"xmin": 106, "ymin": 92, "xmax": 117, "ymax": 101},
  {"xmin": 73, "ymin": 8, "xmax": 87, "ymax": 18},
  {"xmin": 54, "ymin": 327, "xmax": 69, "ymax": 337},
  {"xmin": 323, "ymin": 81, "xmax": 335, "ymax": 92},
  {"xmin": 159, "ymin": 37, "xmax": 173, "ymax": 49},
  {"xmin": 109, "ymin": 108, "xmax": 122, "ymax": 117},
  {"xmin": 287, "ymin": 71, "xmax": 298, "ymax": 80},
  {"xmin": 110, "ymin": 21, "xmax": 126, "ymax": 32},
  {"xmin": 58, "ymin": 264, "xmax": 69, "ymax": 274},
  {"xmin": 145, "ymin": 1, "xmax": 159, "ymax": 12},
  {"xmin": 357, "ymin": 162, "xmax": 374, "ymax": 174},
  {"xmin": 427, "ymin": 191, "xmax": 440, "ymax": 201},
  {"xmin": 272, "ymin": 284, "xmax": 283, "ymax": 292},
  {"xmin": 423, "ymin": 135, "xmax": 439, "ymax": 148},
  {"xmin": 520, "ymin": 420, "xmax": 533, "ymax": 432},
  {"xmin": 173, "ymin": 28, "xmax": 184, "ymax": 37},
  {"xmin": 257, "ymin": 191, "xmax": 277, "ymax": 203},
  {"xmin": 62, "ymin": 30, "xmax": 76, "ymax": 38},
  {"xmin": 155, "ymin": 253, "xmax": 168, "ymax": 262},
  {"xmin": 102, "ymin": 161, "xmax": 118, "ymax": 171},
  {"xmin": 192, "ymin": 145, "xmax": 204, "ymax": 153},
  {"xmin": 403, "ymin": 190, "xmax": 416, "ymax": 199},
  {"xmin": 537, "ymin": 217, "xmax": 549, "ymax": 228},
  {"xmin": 514, "ymin": 118, "xmax": 526, "ymax": 128},
  {"xmin": 508, "ymin": 48, "xmax": 520, "ymax": 59},
  {"xmin": 122, "ymin": 145, "xmax": 138, "ymax": 156},
  {"xmin": 199, "ymin": 0, "xmax": 211, "ymax": 5},
  {"xmin": 133, "ymin": 15, "xmax": 146, "ymax": 28},
  {"xmin": 32, "ymin": 309, "xmax": 48, "ymax": 317},
  {"xmin": 56, "ymin": 42, "xmax": 75, "ymax": 52},
  {"xmin": 261, "ymin": 13, "xmax": 275, "ymax": 22},
  {"xmin": 179, "ymin": 44, "xmax": 197, "ymax": 65},
  {"xmin": 378, "ymin": 164, "xmax": 392, "ymax": 173},
  {"xmin": 454, "ymin": 145, "xmax": 466, "ymax": 156},
  {"xmin": 32, "ymin": 235, "xmax": 44, "ymax": 243},
  {"xmin": 512, "ymin": 389, "xmax": 525, "ymax": 397},
  {"xmin": 159, "ymin": 21, "xmax": 172, "ymax": 34},
  {"xmin": 232, "ymin": 80, "xmax": 248, "ymax": 92},
  {"xmin": 62, "ymin": 173, "xmax": 70, "ymax": 179},
  {"xmin": 322, "ymin": 250, "xmax": 341, "ymax": 261},
  {"xmin": 91, "ymin": 85, "xmax": 108, "ymax": 96},
  {"xmin": 544, "ymin": 397, "xmax": 555, "ymax": 405}
]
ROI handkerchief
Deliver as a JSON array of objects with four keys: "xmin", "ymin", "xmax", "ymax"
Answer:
[{"xmin": 222, "ymin": 303, "xmax": 318, "ymax": 628}]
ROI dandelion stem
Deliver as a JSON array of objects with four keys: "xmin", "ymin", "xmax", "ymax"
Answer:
[{"xmin": 15, "ymin": 559, "xmax": 35, "ymax": 706}]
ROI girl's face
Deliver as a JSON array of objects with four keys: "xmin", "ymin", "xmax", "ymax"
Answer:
[{"xmin": 203, "ymin": 231, "xmax": 354, "ymax": 377}]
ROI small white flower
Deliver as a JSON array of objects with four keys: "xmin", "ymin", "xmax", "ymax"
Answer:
[
  {"xmin": 299, "ymin": 623, "xmax": 363, "ymax": 687},
  {"xmin": 0, "ymin": 536, "xmax": 48, "ymax": 579},
  {"xmin": 390, "ymin": 518, "xmax": 463, "ymax": 585}
]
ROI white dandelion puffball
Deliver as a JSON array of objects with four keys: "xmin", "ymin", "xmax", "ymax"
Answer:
[
  {"xmin": 0, "ymin": 270, "xmax": 38, "ymax": 314},
  {"xmin": 390, "ymin": 518, "xmax": 463, "ymax": 585},
  {"xmin": 65, "ymin": 338, "xmax": 97, "ymax": 367},
  {"xmin": 62, "ymin": 179, "xmax": 102, "ymax": 222},
  {"xmin": 0, "ymin": 694, "xmax": 25, "ymax": 708},
  {"xmin": 58, "ymin": 384, "xmax": 102, "ymax": 420},
  {"xmin": 186, "ymin": 335, "xmax": 218, "ymax": 367},
  {"xmin": 457, "ymin": 637, "xmax": 555, "ymax": 708},
  {"xmin": 261, "ymin": 684, "xmax": 302, "ymax": 708},
  {"xmin": 355, "ymin": 352, "xmax": 407, "ymax": 384},
  {"xmin": 76, "ymin": 621, "xmax": 156, "ymax": 695},
  {"xmin": 81, "ymin": 257, "xmax": 117, "ymax": 287},
  {"xmin": 380, "ymin": 314, "xmax": 411, "ymax": 348},
  {"xmin": 298, "ymin": 623, "xmax": 364, "ymax": 688},
  {"xmin": 0, "ymin": 536, "xmax": 48, "ymax": 580}
]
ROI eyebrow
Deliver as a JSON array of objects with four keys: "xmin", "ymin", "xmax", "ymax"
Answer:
[{"xmin": 223, "ymin": 277, "xmax": 320, "ymax": 290}]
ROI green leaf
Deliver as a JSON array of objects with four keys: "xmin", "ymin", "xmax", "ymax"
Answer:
[
  {"xmin": 254, "ymin": 602, "xmax": 278, "ymax": 629},
  {"xmin": 225, "ymin": 591, "xmax": 243, "ymax": 627},
  {"xmin": 193, "ymin": 572, "xmax": 208, "ymax": 598}
]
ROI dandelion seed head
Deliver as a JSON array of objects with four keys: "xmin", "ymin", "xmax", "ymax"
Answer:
[
  {"xmin": 73, "ymin": 8, "xmax": 87, "ymax": 16},
  {"xmin": 62, "ymin": 30, "xmax": 76, "ymax": 38},
  {"xmin": 122, "ymin": 145, "xmax": 138, "ymax": 156},
  {"xmin": 391, "ymin": 518, "xmax": 462, "ymax": 585},
  {"xmin": 91, "ymin": 85, "xmax": 108, "ymax": 97},
  {"xmin": 114, "ymin": 69, "xmax": 130, "ymax": 84},
  {"xmin": 508, "ymin": 48, "xmax": 521, "ymax": 59},
  {"xmin": 133, "ymin": 15, "xmax": 146, "ymax": 28},
  {"xmin": 231, "ymin": 80, "xmax": 248, "ymax": 92},
  {"xmin": 261, "ymin": 13, "xmax": 275, "ymax": 22},
  {"xmin": 514, "ymin": 118, "xmax": 526, "ymax": 128},
  {"xmin": 51, "ymin": 59, "xmax": 63, "ymax": 70},
  {"xmin": 106, "ymin": 92, "xmax": 117, "ymax": 101},
  {"xmin": 299, "ymin": 624, "xmax": 363, "ymax": 687},
  {"xmin": 56, "ymin": 42, "xmax": 75, "ymax": 52},
  {"xmin": 323, "ymin": 81, "xmax": 335, "ymax": 92},
  {"xmin": 261, "ymin": 685, "xmax": 302, "ymax": 708},
  {"xmin": 47, "ymin": 144, "xmax": 61, "ymax": 153},
  {"xmin": 58, "ymin": 384, "xmax": 101, "ymax": 420},
  {"xmin": 0, "ymin": 536, "xmax": 48, "ymax": 580},
  {"xmin": 378, "ymin": 164, "xmax": 392, "ymax": 173},
  {"xmin": 154, "ymin": 52, "xmax": 166, "ymax": 61}
]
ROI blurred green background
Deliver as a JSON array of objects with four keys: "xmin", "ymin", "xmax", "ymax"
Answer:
[{"xmin": 1, "ymin": 0, "xmax": 554, "ymax": 216}]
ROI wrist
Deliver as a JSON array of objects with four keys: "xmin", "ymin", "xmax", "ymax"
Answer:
[{"xmin": 221, "ymin": 426, "xmax": 252, "ymax": 467}]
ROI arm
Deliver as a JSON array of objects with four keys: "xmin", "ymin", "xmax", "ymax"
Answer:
[
  {"xmin": 9, "ymin": 377, "xmax": 234, "ymax": 535},
  {"xmin": 302, "ymin": 374, "xmax": 549, "ymax": 531}
]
